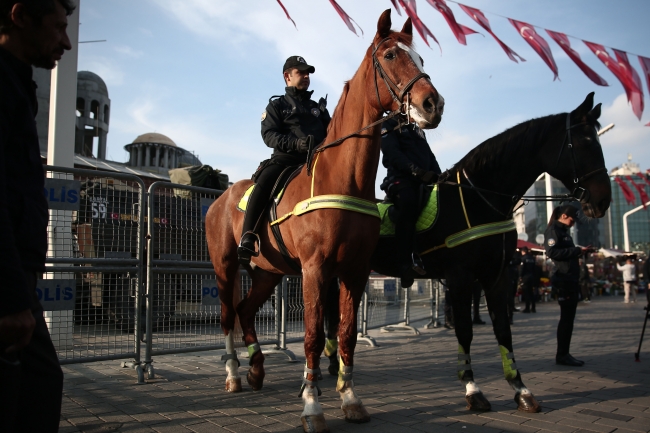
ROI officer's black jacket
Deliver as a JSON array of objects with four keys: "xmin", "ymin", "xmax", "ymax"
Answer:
[
  {"xmin": 380, "ymin": 117, "xmax": 441, "ymax": 184},
  {"xmin": 261, "ymin": 86, "xmax": 331, "ymax": 166},
  {"xmin": 0, "ymin": 47, "xmax": 48, "ymax": 317},
  {"xmin": 544, "ymin": 220, "xmax": 582, "ymax": 283},
  {"xmin": 520, "ymin": 252, "xmax": 536, "ymax": 278}
]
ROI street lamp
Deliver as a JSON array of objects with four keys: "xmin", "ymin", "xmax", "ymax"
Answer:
[{"xmin": 623, "ymin": 201, "xmax": 650, "ymax": 251}]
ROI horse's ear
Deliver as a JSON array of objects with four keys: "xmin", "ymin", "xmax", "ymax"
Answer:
[
  {"xmin": 401, "ymin": 17, "xmax": 412, "ymax": 36},
  {"xmin": 377, "ymin": 9, "xmax": 392, "ymax": 38},
  {"xmin": 588, "ymin": 103, "xmax": 602, "ymax": 122},
  {"xmin": 572, "ymin": 92, "xmax": 595, "ymax": 119}
]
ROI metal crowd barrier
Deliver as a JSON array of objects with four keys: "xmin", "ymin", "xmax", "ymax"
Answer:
[
  {"xmin": 44, "ymin": 166, "xmax": 146, "ymax": 380},
  {"xmin": 43, "ymin": 171, "xmax": 449, "ymax": 382}
]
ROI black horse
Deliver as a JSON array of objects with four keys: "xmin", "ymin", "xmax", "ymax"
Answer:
[{"xmin": 371, "ymin": 93, "xmax": 611, "ymax": 412}]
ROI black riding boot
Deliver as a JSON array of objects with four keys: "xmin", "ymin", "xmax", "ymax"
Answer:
[
  {"xmin": 393, "ymin": 186, "xmax": 423, "ymax": 288},
  {"xmin": 238, "ymin": 164, "xmax": 286, "ymax": 264}
]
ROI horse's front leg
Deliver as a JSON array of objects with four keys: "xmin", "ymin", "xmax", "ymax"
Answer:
[
  {"xmin": 324, "ymin": 278, "xmax": 341, "ymax": 376},
  {"xmin": 299, "ymin": 267, "xmax": 329, "ymax": 433},
  {"xmin": 337, "ymin": 272, "xmax": 371, "ymax": 424},
  {"xmin": 447, "ymin": 274, "xmax": 492, "ymax": 411},
  {"xmin": 483, "ymin": 277, "xmax": 542, "ymax": 413}
]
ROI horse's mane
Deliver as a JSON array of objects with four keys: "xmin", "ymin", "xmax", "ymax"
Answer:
[{"xmin": 453, "ymin": 113, "xmax": 565, "ymax": 176}]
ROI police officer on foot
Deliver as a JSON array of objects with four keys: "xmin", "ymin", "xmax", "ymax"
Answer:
[
  {"xmin": 238, "ymin": 55, "xmax": 330, "ymax": 263},
  {"xmin": 380, "ymin": 117, "xmax": 441, "ymax": 288},
  {"xmin": 544, "ymin": 204, "xmax": 592, "ymax": 367}
]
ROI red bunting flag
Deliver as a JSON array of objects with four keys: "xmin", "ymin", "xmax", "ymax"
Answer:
[
  {"xmin": 391, "ymin": 0, "xmax": 402, "ymax": 16},
  {"xmin": 646, "ymin": 122, "xmax": 650, "ymax": 127},
  {"xmin": 545, "ymin": 30, "xmax": 607, "ymax": 86},
  {"xmin": 614, "ymin": 177, "xmax": 636, "ymax": 205},
  {"xmin": 639, "ymin": 56, "xmax": 650, "ymax": 94},
  {"xmin": 328, "ymin": 0, "xmax": 363, "ymax": 36},
  {"xmin": 398, "ymin": 0, "xmax": 441, "ymax": 50},
  {"xmin": 425, "ymin": 0, "xmax": 478, "ymax": 45},
  {"xmin": 614, "ymin": 50, "xmax": 644, "ymax": 120},
  {"xmin": 584, "ymin": 42, "xmax": 644, "ymax": 120},
  {"xmin": 638, "ymin": 173, "xmax": 650, "ymax": 187},
  {"xmin": 627, "ymin": 175, "xmax": 650, "ymax": 209},
  {"xmin": 509, "ymin": 19, "xmax": 558, "ymax": 80},
  {"xmin": 458, "ymin": 4, "xmax": 524, "ymax": 63},
  {"xmin": 275, "ymin": 0, "xmax": 296, "ymax": 29}
]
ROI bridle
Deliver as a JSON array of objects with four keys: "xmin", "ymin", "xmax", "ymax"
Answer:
[
  {"xmin": 372, "ymin": 37, "xmax": 431, "ymax": 115},
  {"xmin": 311, "ymin": 36, "xmax": 432, "ymax": 159},
  {"xmin": 445, "ymin": 113, "xmax": 608, "ymax": 217}
]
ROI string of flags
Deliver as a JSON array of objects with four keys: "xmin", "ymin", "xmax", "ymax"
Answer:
[
  {"xmin": 275, "ymin": 0, "xmax": 650, "ymax": 124},
  {"xmin": 614, "ymin": 174, "xmax": 650, "ymax": 208}
]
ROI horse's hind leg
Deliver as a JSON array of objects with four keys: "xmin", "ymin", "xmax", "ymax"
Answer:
[
  {"xmin": 324, "ymin": 278, "xmax": 340, "ymax": 376},
  {"xmin": 236, "ymin": 267, "xmax": 282, "ymax": 391},
  {"xmin": 337, "ymin": 272, "xmax": 371, "ymax": 424},
  {"xmin": 483, "ymin": 277, "xmax": 541, "ymax": 413},
  {"xmin": 447, "ymin": 274, "xmax": 492, "ymax": 411}
]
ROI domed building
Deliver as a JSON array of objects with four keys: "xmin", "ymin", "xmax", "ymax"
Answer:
[
  {"xmin": 75, "ymin": 71, "xmax": 110, "ymax": 159},
  {"xmin": 124, "ymin": 132, "xmax": 201, "ymax": 175}
]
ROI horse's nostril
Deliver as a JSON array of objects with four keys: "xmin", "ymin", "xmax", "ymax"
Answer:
[
  {"xmin": 438, "ymin": 99, "xmax": 445, "ymax": 114},
  {"xmin": 423, "ymin": 96, "xmax": 434, "ymax": 114}
]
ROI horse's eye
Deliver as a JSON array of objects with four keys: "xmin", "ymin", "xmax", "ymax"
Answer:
[{"xmin": 384, "ymin": 52, "xmax": 395, "ymax": 60}]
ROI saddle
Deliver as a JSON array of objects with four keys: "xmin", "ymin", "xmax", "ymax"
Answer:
[{"xmin": 378, "ymin": 185, "xmax": 440, "ymax": 237}]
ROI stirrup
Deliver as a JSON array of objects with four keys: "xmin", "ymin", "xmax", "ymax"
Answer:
[
  {"xmin": 411, "ymin": 252, "xmax": 426, "ymax": 276},
  {"xmin": 238, "ymin": 231, "xmax": 261, "ymax": 259}
]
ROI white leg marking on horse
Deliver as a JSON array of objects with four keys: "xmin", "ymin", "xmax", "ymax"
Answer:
[
  {"xmin": 225, "ymin": 333, "xmax": 239, "ymax": 379},
  {"xmin": 301, "ymin": 385, "xmax": 323, "ymax": 418},
  {"xmin": 339, "ymin": 380, "xmax": 362, "ymax": 408},
  {"xmin": 464, "ymin": 380, "xmax": 481, "ymax": 396}
]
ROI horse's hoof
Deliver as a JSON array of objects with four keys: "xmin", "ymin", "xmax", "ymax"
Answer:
[
  {"xmin": 515, "ymin": 392, "xmax": 542, "ymax": 413},
  {"xmin": 225, "ymin": 377, "xmax": 242, "ymax": 393},
  {"xmin": 465, "ymin": 392, "xmax": 492, "ymax": 411},
  {"xmin": 342, "ymin": 403, "xmax": 371, "ymax": 423},
  {"xmin": 246, "ymin": 368, "xmax": 264, "ymax": 391},
  {"xmin": 301, "ymin": 414, "xmax": 330, "ymax": 433},
  {"xmin": 328, "ymin": 356, "xmax": 338, "ymax": 376}
]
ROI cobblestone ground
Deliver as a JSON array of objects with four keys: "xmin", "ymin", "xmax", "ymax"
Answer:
[{"xmin": 59, "ymin": 296, "xmax": 650, "ymax": 433}]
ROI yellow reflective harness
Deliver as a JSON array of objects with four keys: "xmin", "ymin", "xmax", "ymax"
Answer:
[
  {"xmin": 270, "ymin": 154, "xmax": 380, "ymax": 226},
  {"xmin": 420, "ymin": 170, "xmax": 515, "ymax": 255}
]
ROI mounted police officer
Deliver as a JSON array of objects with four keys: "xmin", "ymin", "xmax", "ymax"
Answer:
[
  {"xmin": 544, "ymin": 204, "xmax": 592, "ymax": 367},
  {"xmin": 238, "ymin": 55, "xmax": 331, "ymax": 263},
  {"xmin": 380, "ymin": 116, "xmax": 441, "ymax": 288}
]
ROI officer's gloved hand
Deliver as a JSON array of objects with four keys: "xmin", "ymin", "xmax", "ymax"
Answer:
[{"xmin": 294, "ymin": 135, "xmax": 313, "ymax": 153}]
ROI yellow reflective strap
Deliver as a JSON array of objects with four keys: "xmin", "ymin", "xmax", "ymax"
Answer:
[{"xmin": 458, "ymin": 170, "xmax": 471, "ymax": 228}]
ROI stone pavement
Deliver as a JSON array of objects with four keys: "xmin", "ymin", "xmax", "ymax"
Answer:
[{"xmin": 58, "ymin": 296, "xmax": 650, "ymax": 433}]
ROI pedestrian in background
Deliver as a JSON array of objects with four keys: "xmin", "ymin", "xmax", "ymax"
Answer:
[
  {"xmin": 0, "ymin": 1, "xmax": 74, "ymax": 431},
  {"xmin": 520, "ymin": 247, "xmax": 536, "ymax": 313},
  {"xmin": 617, "ymin": 257, "xmax": 637, "ymax": 303},
  {"xmin": 544, "ymin": 205, "xmax": 592, "ymax": 367},
  {"xmin": 579, "ymin": 257, "xmax": 591, "ymax": 303}
]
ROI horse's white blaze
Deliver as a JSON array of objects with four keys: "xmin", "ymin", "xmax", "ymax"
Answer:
[
  {"xmin": 339, "ymin": 380, "xmax": 362, "ymax": 408},
  {"xmin": 301, "ymin": 385, "xmax": 324, "ymax": 417},
  {"xmin": 465, "ymin": 381, "xmax": 481, "ymax": 396},
  {"xmin": 225, "ymin": 333, "xmax": 239, "ymax": 379},
  {"xmin": 397, "ymin": 42, "xmax": 425, "ymax": 74}
]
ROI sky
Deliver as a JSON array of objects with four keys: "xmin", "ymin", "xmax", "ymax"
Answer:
[{"xmin": 77, "ymin": 0, "xmax": 650, "ymax": 196}]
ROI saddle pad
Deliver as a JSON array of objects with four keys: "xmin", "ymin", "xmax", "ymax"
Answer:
[
  {"xmin": 378, "ymin": 185, "xmax": 439, "ymax": 236},
  {"xmin": 237, "ymin": 185, "xmax": 255, "ymax": 212}
]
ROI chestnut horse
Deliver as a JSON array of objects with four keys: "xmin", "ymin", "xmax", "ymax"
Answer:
[
  {"xmin": 371, "ymin": 93, "xmax": 611, "ymax": 413},
  {"xmin": 206, "ymin": 10, "xmax": 443, "ymax": 433}
]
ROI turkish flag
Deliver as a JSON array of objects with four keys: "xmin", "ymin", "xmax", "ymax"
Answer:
[
  {"xmin": 639, "ymin": 55, "xmax": 650, "ymax": 94},
  {"xmin": 584, "ymin": 42, "xmax": 644, "ymax": 120},
  {"xmin": 425, "ymin": 0, "xmax": 477, "ymax": 45},
  {"xmin": 329, "ymin": 0, "xmax": 363, "ymax": 36},
  {"xmin": 546, "ymin": 30, "xmax": 607, "ymax": 86},
  {"xmin": 391, "ymin": 0, "xmax": 402, "ymax": 16},
  {"xmin": 614, "ymin": 50, "xmax": 644, "ymax": 120},
  {"xmin": 458, "ymin": 4, "xmax": 524, "ymax": 63},
  {"xmin": 509, "ymin": 19, "xmax": 558, "ymax": 80},
  {"xmin": 276, "ymin": 0, "xmax": 296, "ymax": 29},
  {"xmin": 614, "ymin": 177, "xmax": 636, "ymax": 205},
  {"xmin": 627, "ymin": 175, "xmax": 650, "ymax": 209},
  {"xmin": 398, "ymin": 0, "xmax": 440, "ymax": 50}
]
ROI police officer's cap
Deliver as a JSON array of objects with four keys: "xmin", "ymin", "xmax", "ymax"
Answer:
[
  {"xmin": 560, "ymin": 205, "xmax": 578, "ymax": 219},
  {"xmin": 283, "ymin": 56, "xmax": 315, "ymax": 74}
]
